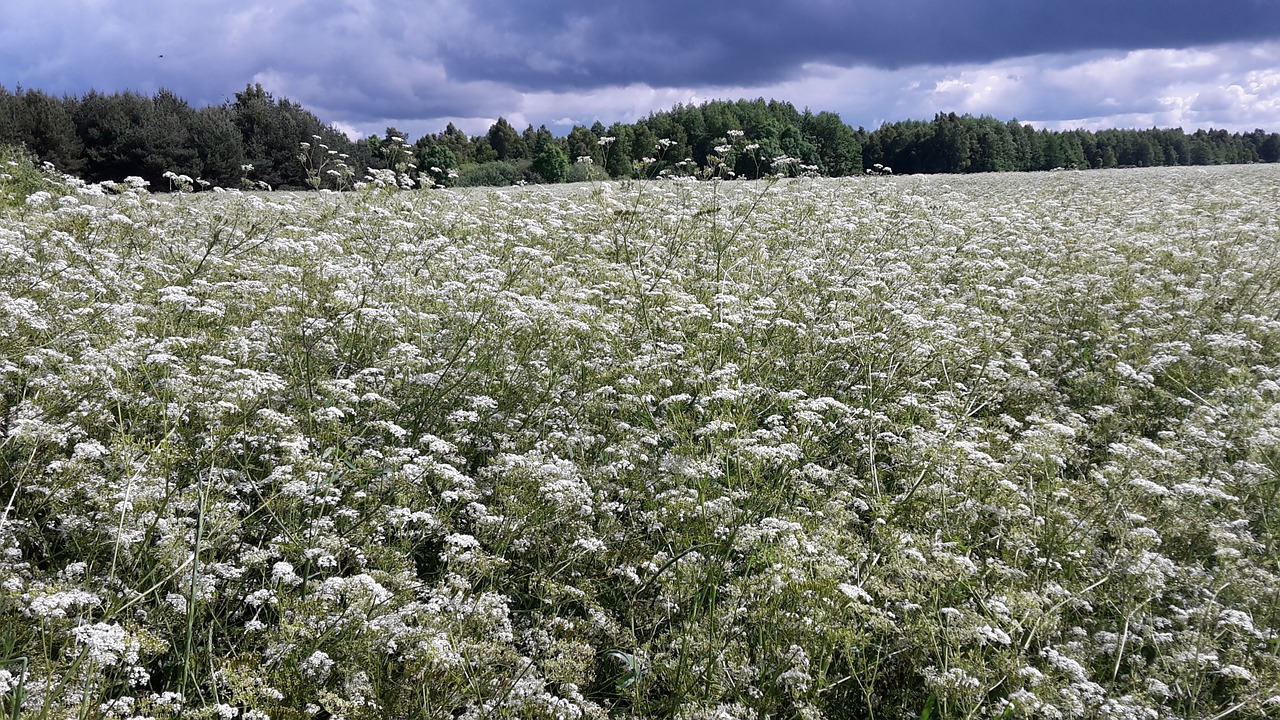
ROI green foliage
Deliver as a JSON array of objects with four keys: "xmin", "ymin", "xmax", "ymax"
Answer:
[
  {"xmin": 565, "ymin": 125, "xmax": 603, "ymax": 166},
  {"xmin": 189, "ymin": 106, "xmax": 246, "ymax": 185},
  {"xmin": 148, "ymin": 89, "xmax": 201, "ymax": 179},
  {"xmin": 531, "ymin": 143, "xmax": 570, "ymax": 183},
  {"xmin": 865, "ymin": 114, "xmax": 1279, "ymax": 173},
  {"xmin": 523, "ymin": 124, "xmax": 555, "ymax": 155},
  {"xmin": 423, "ymin": 122, "xmax": 476, "ymax": 165},
  {"xmin": 3, "ymin": 83, "xmax": 1280, "ymax": 191},
  {"xmin": 73, "ymin": 90, "xmax": 150, "ymax": 182},
  {"xmin": 232, "ymin": 83, "xmax": 355, "ymax": 189},
  {"xmin": 415, "ymin": 143, "xmax": 459, "ymax": 187},
  {"xmin": 603, "ymin": 124, "xmax": 634, "ymax": 179},
  {"xmin": 1258, "ymin": 131, "xmax": 1280, "ymax": 162},
  {"xmin": 0, "ymin": 84, "xmax": 355, "ymax": 190},
  {"xmin": 566, "ymin": 160, "xmax": 609, "ymax": 183},
  {"xmin": 0, "ymin": 144, "xmax": 59, "ymax": 207},
  {"xmin": 0, "ymin": 87, "xmax": 83, "ymax": 175},
  {"xmin": 487, "ymin": 117, "xmax": 526, "ymax": 161},
  {"xmin": 455, "ymin": 160, "xmax": 523, "ymax": 186}
]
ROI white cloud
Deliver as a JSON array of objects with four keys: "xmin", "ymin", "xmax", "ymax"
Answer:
[
  {"xmin": 373, "ymin": 40, "xmax": 1277, "ymax": 139},
  {"xmin": 1027, "ymin": 41, "xmax": 1280, "ymax": 130},
  {"xmin": 330, "ymin": 121, "xmax": 361, "ymax": 141}
]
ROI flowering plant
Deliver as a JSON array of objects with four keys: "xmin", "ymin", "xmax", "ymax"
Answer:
[{"xmin": 1, "ymin": 155, "xmax": 1278, "ymax": 718}]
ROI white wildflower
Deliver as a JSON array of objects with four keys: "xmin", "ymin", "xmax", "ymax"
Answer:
[
  {"xmin": 271, "ymin": 561, "xmax": 303, "ymax": 587},
  {"xmin": 70, "ymin": 622, "xmax": 128, "ymax": 667},
  {"xmin": 302, "ymin": 650, "xmax": 334, "ymax": 682}
]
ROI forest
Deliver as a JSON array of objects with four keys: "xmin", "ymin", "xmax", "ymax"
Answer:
[{"xmin": 3, "ymin": 83, "xmax": 1279, "ymax": 190}]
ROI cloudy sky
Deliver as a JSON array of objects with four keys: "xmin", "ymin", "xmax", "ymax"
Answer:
[{"xmin": 4, "ymin": 0, "xmax": 1280, "ymax": 140}]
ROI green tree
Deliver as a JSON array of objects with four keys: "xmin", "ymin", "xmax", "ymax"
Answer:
[
  {"xmin": 1007, "ymin": 120, "xmax": 1036, "ymax": 170},
  {"xmin": 1060, "ymin": 133, "xmax": 1087, "ymax": 169},
  {"xmin": 1189, "ymin": 139, "xmax": 1215, "ymax": 165},
  {"xmin": 565, "ymin": 125, "xmax": 601, "ymax": 165},
  {"xmin": 1033, "ymin": 130, "xmax": 1065, "ymax": 169},
  {"xmin": 870, "ymin": 120, "xmax": 930, "ymax": 174},
  {"xmin": 522, "ymin": 124, "xmax": 554, "ymax": 155},
  {"xmin": 923, "ymin": 113, "xmax": 971, "ymax": 173},
  {"xmin": 802, "ymin": 110, "xmax": 861, "ymax": 175},
  {"xmin": 148, "ymin": 88, "xmax": 200, "ymax": 181},
  {"xmin": 233, "ymin": 83, "xmax": 291, "ymax": 185},
  {"xmin": 1258, "ymin": 133, "xmax": 1280, "ymax": 163},
  {"xmin": 967, "ymin": 117, "xmax": 1016, "ymax": 172},
  {"xmin": 73, "ymin": 90, "xmax": 147, "ymax": 182},
  {"xmin": 531, "ymin": 143, "xmax": 569, "ymax": 183},
  {"xmin": 416, "ymin": 144, "xmax": 458, "ymax": 187},
  {"xmin": 232, "ymin": 83, "xmax": 353, "ymax": 189},
  {"xmin": 631, "ymin": 125, "xmax": 658, "ymax": 163},
  {"xmin": 734, "ymin": 135, "xmax": 783, "ymax": 179},
  {"xmin": 434, "ymin": 122, "xmax": 475, "ymax": 165},
  {"xmin": 642, "ymin": 113, "xmax": 690, "ymax": 170},
  {"xmin": 189, "ymin": 106, "xmax": 245, "ymax": 187},
  {"xmin": 603, "ymin": 123, "xmax": 633, "ymax": 179},
  {"xmin": 472, "ymin": 136, "xmax": 498, "ymax": 164},
  {"xmin": 487, "ymin": 117, "xmax": 526, "ymax": 161},
  {"xmin": 380, "ymin": 127, "xmax": 413, "ymax": 179},
  {"xmin": 11, "ymin": 88, "xmax": 83, "ymax": 174},
  {"xmin": 0, "ymin": 86, "xmax": 19, "ymax": 147},
  {"xmin": 455, "ymin": 160, "xmax": 520, "ymax": 186},
  {"xmin": 777, "ymin": 124, "xmax": 819, "ymax": 168}
]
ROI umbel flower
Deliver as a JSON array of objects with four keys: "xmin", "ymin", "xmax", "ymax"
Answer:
[{"xmin": 0, "ymin": 153, "xmax": 1276, "ymax": 718}]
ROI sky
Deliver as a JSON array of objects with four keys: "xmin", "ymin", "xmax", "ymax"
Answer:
[{"xmin": 3, "ymin": 0, "xmax": 1280, "ymax": 141}]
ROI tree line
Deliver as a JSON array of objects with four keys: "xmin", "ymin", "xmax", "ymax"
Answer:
[
  {"xmin": 3, "ymin": 84, "xmax": 1278, "ymax": 190},
  {"xmin": 864, "ymin": 112, "xmax": 1280, "ymax": 173},
  {"xmin": 0, "ymin": 84, "xmax": 367, "ymax": 191}
]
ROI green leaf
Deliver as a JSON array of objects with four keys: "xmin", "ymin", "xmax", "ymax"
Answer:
[{"xmin": 919, "ymin": 693, "xmax": 937, "ymax": 720}]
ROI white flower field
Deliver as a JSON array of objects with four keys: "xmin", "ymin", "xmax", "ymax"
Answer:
[{"xmin": 1, "ymin": 158, "xmax": 1279, "ymax": 719}]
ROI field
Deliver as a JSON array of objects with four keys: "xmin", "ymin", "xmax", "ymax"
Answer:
[{"xmin": 2, "ymin": 160, "xmax": 1279, "ymax": 719}]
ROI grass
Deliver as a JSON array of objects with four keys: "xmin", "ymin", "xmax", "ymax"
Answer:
[{"xmin": 1, "ymin": 155, "xmax": 1278, "ymax": 719}]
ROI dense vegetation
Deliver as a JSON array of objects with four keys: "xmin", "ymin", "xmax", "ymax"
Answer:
[
  {"xmin": 3, "ymin": 84, "xmax": 1279, "ymax": 191},
  {"xmin": 2, "ymin": 147, "xmax": 1278, "ymax": 719}
]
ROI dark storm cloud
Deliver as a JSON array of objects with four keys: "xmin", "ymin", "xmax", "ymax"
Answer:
[
  {"xmin": 0, "ymin": 0, "xmax": 505, "ymax": 120},
  {"xmin": 8, "ymin": 1, "xmax": 1276, "ymax": 100},
  {"xmin": 435, "ymin": 0, "xmax": 1280, "ymax": 90},
  {"xmin": 3, "ymin": 0, "xmax": 1280, "ymax": 136}
]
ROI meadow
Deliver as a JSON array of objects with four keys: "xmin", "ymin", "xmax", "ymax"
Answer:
[{"xmin": 1, "ymin": 156, "xmax": 1279, "ymax": 719}]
